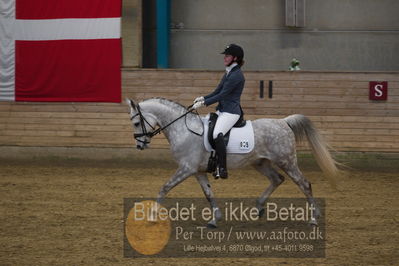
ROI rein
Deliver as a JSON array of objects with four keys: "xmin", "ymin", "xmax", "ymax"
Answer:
[{"xmin": 130, "ymin": 104, "xmax": 203, "ymax": 143}]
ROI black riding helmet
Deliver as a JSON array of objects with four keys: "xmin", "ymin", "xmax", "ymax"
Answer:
[
  {"xmin": 221, "ymin": 44, "xmax": 244, "ymax": 60},
  {"xmin": 221, "ymin": 44, "xmax": 244, "ymax": 65}
]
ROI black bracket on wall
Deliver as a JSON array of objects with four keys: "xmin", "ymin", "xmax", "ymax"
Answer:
[
  {"xmin": 259, "ymin": 80, "xmax": 273, "ymax": 99},
  {"xmin": 259, "ymin": 80, "xmax": 264, "ymax": 98},
  {"xmin": 269, "ymin": 80, "xmax": 273, "ymax": 98}
]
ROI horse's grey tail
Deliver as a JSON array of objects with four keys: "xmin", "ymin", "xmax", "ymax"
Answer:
[{"xmin": 284, "ymin": 114, "xmax": 339, "ymax": 178}]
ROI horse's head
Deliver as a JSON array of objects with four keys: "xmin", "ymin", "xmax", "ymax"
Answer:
[{"xmin": 126, "ymin": 98, "xmax": 158, "ymax": 150}]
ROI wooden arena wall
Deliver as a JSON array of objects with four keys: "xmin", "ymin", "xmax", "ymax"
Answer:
[{"xmin": 0, "ymin": 69, "xmax": 398, "ymax": 152}]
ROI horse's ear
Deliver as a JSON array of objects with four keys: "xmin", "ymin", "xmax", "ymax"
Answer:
[{"xmin": 126, "ymin": 98, "xmax": 137, "ymax": 110}]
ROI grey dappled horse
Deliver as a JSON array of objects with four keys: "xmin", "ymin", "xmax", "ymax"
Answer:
[{"xmin": 127, "ymin": 97, "xmax": 338, "ymax": 227}]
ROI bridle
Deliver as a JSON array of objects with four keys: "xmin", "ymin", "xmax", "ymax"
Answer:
[
  {"xmin": 130, "ymin": 103, "xmax": 203, "ymax": 145},
  {"xmin": 130, "ymin": 104, "xmax": 156, "ymax": 144}
]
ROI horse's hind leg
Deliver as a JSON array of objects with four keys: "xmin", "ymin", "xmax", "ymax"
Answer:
[
  {"xmin": 196, "ymin": 173, "xmax": 222, "ymax": 228},
  {"xmin": 253, "ymin": 159, "xmax": 285, "ymax": 216},
  {"xmin": 280, "ymin": 163, "xmax": 321, "ymax": 225}
]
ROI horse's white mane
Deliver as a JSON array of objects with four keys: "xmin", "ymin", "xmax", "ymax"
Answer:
[{"xmin": 142, "ymin": 97, "xmax": 187, "ymax": 112}]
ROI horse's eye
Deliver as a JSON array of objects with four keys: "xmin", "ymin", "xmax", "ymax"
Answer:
[{"xmin": 134, "ymin": 122, "xmax": 140, "ymax": 127}]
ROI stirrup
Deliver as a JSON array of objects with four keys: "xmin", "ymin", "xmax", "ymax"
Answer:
[
  {"xmin": 213, "ymin": 166, "xmax": 228, "ymax": 179},
  {"xmin": 213, "ymin": 167, "xmax": 220, "ymax": 179}
]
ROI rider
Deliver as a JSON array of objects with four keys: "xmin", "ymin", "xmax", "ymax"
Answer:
[{"xmin": 192, "ymin": 44, "xmax": 245, "ymax": 179}]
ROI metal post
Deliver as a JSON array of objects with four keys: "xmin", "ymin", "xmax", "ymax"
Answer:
[{"xmin": 156, "ymin": 0, "xmax": 170, "ymax": 68}]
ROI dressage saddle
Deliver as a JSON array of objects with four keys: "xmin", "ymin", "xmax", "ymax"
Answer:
[
  {"xmin": 206, "ymin": 107, "xmax": 246, "ymax": 175},
  {"xmin": 207, "ymin": 111, "xmax": 246, "ymax": 150}
]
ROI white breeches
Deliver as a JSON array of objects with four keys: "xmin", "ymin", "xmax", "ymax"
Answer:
[{"xmin": 213, "ymin": 111, "xmax": 240, "ymax": 139}]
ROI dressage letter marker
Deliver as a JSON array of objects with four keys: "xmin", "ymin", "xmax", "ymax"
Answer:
[{"xmin": 369, "ymin": 81, "xmax": 388, "ymax": 101}]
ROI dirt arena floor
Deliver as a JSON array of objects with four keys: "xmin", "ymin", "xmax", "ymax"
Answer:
[{"xmin": 0, "ymin": 156, "xmax": 398, "ymax": 265}]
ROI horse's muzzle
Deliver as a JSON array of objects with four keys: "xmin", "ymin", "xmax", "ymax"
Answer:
[{"xmin": 136, "ymin": 142, "xmax": 148, "ymax": 150}]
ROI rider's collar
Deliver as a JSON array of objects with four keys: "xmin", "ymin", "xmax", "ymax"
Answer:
[{"xmin": 225, "ymin": 62, "xmax": 238, "ymax": 75}]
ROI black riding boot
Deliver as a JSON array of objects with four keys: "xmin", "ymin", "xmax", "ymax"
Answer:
[{"xmin": 214, "ymin": 133, "xmax": 228, "ymax": 179}]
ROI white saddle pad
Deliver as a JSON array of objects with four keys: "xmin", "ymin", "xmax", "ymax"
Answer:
[{"xmin": 202, "ymin": 115, "xmax": 255, "ymax": 154}]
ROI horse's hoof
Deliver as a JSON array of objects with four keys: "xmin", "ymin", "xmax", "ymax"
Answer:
[
  {"xmin": 207, "ymin": 222, "xmax": 217, "ymax": 229},
  {"xmin": 309, "ymin": 217, "xmax": 318, "ymax": 226},
  {"xmin": 258, "ymin": 208, "xmax": 265, "ymax": 218},
  {"xmin": 147, "ymin": 216, "xmax": 157, "ymax": 222}
]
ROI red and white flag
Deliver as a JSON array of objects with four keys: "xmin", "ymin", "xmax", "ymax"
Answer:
[{"xmin": 0, "ymin": 0, "xmax": 121, "ymax": 102}]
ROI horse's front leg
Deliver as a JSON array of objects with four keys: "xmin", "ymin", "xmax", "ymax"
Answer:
[
  {"xmin": 156, "ymin": 166, "xmax": 195, "ymax": 203},
  {"xmin": 196, "ymin": 173, "xmax": 222, "ymax": 228},
  {"xmin": 147, "ymin": 166, "xmax": 195, "ymax": 222}
]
